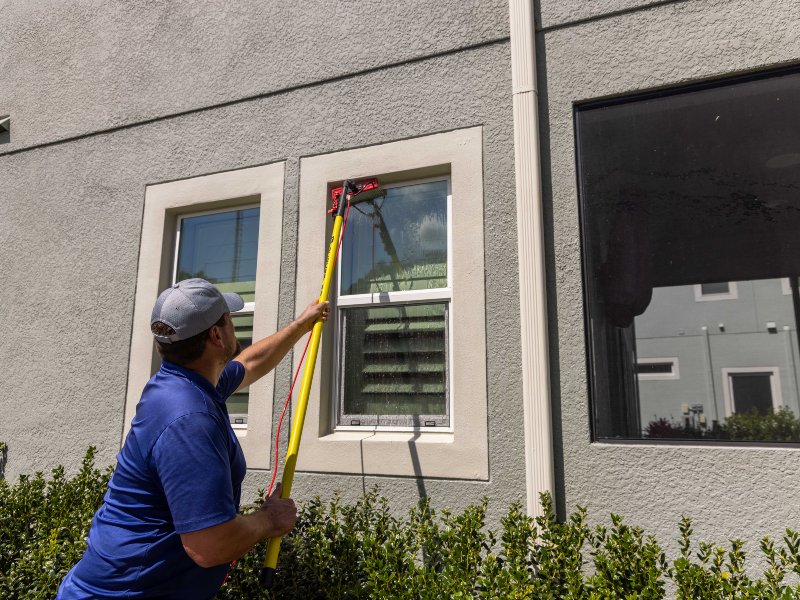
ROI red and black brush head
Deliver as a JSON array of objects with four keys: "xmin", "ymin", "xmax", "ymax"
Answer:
[{"xmin": 328, "ymin": 178, "xmax": 380, "ymax": 216}]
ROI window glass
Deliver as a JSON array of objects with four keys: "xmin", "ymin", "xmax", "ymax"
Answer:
[
  {"xmin": 176, "ymin": 207, "xmax": 260, "ymax": 301},
  {"xmin": 336, "ymin": 179, "xmax": 450, "ymax": 429},
  {"xmin": 340, "ymin": 303, "xmax": 448, "ymax": 426},
  {"xmin": 636, "ymin": 362, "xmax": 673, "ymax": 376},
  {"xmin": 577, "ymin": 70, "xmax": 800, "ymax": 443},
  {"xmin": 227, "ymin": 313, "xmax": 253, "ymax": 424},
  {"xmin": 176, "ymin": 206, "xmax": 259, "ymax": 425},
  {"xmin": 340, "ymin": 180, "xmax": 448, "ymax": 295},
  {"xmin": 730, "ymin": 373, "xmax": 774, "ymax": 416},
  {"xmin": 700, "ymin": 282, "xmax": 730, "ymax": 295}
]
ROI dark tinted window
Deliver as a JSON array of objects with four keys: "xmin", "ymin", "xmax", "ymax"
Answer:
[
  {"xmin": 700, "ymin": 282, "xmax": 730, "ymax": 295},
  {"xmin": 635, "ymin": 362, "xmax": 673, "ymax": 375},
  {"xmin": 576, "ymin": 70, "xmax": 800, "ymax": 443},
  {"xmin": 730, "ymin": 373, "xmax": 773, "ymax": 416}
]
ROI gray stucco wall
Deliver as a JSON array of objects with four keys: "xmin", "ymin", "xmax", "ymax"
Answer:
[
  {"xmin": 1, "ymin": 0, "xmax": 509, "ymax": 152},
  {"xmin": 0, "ymin": 2, "xmax": 525, "ymax": 521},
  {"xmin": 6, "ymin": 0, "xmax": 800, "ymax": 565},
  {"xmin": 542, "ymin": 0, "xmax": 800, "ymax": 556}
]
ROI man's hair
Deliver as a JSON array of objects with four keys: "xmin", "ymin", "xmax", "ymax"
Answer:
[{"xmin": 151, "ymin": 313, "xmax": 227, "ymax": 366}]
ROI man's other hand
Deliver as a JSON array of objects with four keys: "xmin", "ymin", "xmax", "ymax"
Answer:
[{"xmin": 260, "ymin": 484, "xmax": 297, "ymax": 538}]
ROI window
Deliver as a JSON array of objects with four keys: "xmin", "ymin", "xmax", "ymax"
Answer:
[
  {"xmin": 125, "ymin": 163, "xmax": 285, "ymax": 468},
  {"xmin": 174, "ymin": 206, "xmax": 260, "ymax": 427},
  {"xmin": 636, "ymin": 358, "xmax": 679, "ymax": 380},
  {"xmin": 694, "ymin": 282, "xmax": 738, "ymax": 301},
  {"xmin": 293, "ymin": 127, "xmax": 488, "ymax": 479},
  {"xmin": 722, "ymin": 368, "xmax": 783, "ymax": 417},
  {"xmin": 577, "ymin": 68, "xmax": 800, "ymax": 443},
  {"xmin": 335, "ymin": 178, "xmax": 451, "ymax": 429}
]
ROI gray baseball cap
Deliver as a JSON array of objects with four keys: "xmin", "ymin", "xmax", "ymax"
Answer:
[{"xmin": 151, "ymin": 278, "xmax": 245, "ymax": 344}]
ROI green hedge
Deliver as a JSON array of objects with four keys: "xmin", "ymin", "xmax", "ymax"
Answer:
[
  {"xmin": 0, "ymin": 447, "xmax": 112, "ymax": 599},
  {"xmin": 3, "ymin": 446, "xmax": 800, "ymax": 599}
]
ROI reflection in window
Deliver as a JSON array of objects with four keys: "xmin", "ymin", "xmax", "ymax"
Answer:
[
  {"xmin": 175, "ymin": 206, "xmax": 260, "ymax": 425},
  {"xmin": 336, "ymin": 178, "xmax": 450, "ymax": 428},
  {"xmin": 577, "ymin": 69, "xmax": 800, "ymax": 443}
]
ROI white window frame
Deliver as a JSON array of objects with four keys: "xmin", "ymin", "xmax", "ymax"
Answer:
[
  {"xmin": 333, "ymin": 176, "xmax": 453, "ymax": 432},
  {"xmin": 721, "ymin": 367, "xmax": 783, "ymax": 417},
  {"xmin": 293, "ymin": 127, "xmax": 488, "ymax": 480},
  {"xmin": 124, "ymin": 163, "xmax": 285, "ymax": 470},
  {"xmin": 636, "ymin": 357, "xmax": 680, "ymax": 380},
  {"xmin": 173, "ymin": 204, "xmax": 260, "ymax": 429}
]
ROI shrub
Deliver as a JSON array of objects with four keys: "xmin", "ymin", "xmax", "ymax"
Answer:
[
  {"xmin": 4, "ymin": 444, "xmax": 800, "ymax": 598},
  {"xmin": 645, "ymin": 407, "xmax": 800, "ymax": 442},
  {"xmin": 0, "ymin": 446, "xmax": 112, "ymax": 600}
]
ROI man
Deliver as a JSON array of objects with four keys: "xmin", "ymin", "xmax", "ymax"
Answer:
[{"xmin": 57, "ymin": 278, "xmax": 329, "ymax": 599}]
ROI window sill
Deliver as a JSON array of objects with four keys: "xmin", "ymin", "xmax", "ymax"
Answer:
[
  {"xmin": 321, "ymin": 430, "xmax": 455, "ymax": 444},
  {"xmin": 296, "ymin": 428, "xmax": 486, "ymax": 479}
]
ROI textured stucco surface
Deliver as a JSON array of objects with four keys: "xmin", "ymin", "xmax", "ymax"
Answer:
[
  {"xmin": 542, "ymin": 0, "xmax": 800, "ymax": 555},
  {"xmin": 537, "ymin": 0, "xmax": 695, "ymax": 30},
  {"xmin": 0, "ymin": 0, "xmax": 509, "ymax": 153},
  {"xmin": 0, "ymin": 32, "xmax": 526, "ymax": 522}
]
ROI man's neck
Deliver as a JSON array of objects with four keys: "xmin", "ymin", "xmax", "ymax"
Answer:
[{"xmin": 182, "ymin": 356, "xmax": 225, "ymax": 388}]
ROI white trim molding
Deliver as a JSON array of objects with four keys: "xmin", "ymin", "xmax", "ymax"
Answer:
[
  {"xmin": 124, "ymin": 162, "xmax": 285, "ymax": 469},
  {"xmin": 509, "ymin": 0, "xmax": 554, "ymax": 516},
  {"xmin": 294, "ymin": 127, "xmax": 488, "ymax": 480}
]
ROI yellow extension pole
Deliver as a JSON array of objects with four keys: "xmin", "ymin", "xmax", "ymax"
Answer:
[{"xmin": 259, "ymin": 198, "xmax": 347, "ymax": 589}]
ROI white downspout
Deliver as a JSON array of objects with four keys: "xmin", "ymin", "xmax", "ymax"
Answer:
[{"xmin": 508, "ymin": 0, "xmax": 555, "ymax": 516}]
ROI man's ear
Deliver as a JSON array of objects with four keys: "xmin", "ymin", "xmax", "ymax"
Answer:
[{"xmin": 208, "ymin": 324, "xmax": 225, "ymax": 348}]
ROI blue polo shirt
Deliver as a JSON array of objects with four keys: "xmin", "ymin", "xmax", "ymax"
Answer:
[{"xmin": 57, "ymin": 360, "xmax": 247, "ymax": 599}]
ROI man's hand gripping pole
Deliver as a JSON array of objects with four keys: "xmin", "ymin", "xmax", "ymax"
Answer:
[{"xmin": 259, "ymin": 178, "xmax": 378, "ymax": 589}]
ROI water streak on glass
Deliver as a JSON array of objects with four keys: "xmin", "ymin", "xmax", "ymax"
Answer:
[{"xmin": 341, "ymin": 303, "xmax": 448, "ymax": 427}]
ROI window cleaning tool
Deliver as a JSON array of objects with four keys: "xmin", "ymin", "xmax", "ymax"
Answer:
[{"xmin": 260, "ymin": 177, "xmax": 380, "ymax": 589}]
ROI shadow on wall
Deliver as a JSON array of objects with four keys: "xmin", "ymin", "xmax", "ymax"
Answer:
[
  {"xmin": 0, "ymin": 442, "xmax": 7, "ymax": 479},
  {"xmin": 531, "ymin": 5, "xmax": 567, "ymax": 520}
]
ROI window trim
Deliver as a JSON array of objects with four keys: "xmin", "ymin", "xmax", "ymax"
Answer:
[
  {"xmin": 333, "ymin": 175, "xmax": 453, "ymax": 432},
  {"xmin": 721, "ymin": 367, "xmax": 783, "ymax": 417},
  {"xmin": 124, "ymin": 162, "xmax": 285, "ymax": 470},
  {"xmin": 293, "ymin": 126, "xmax": 487, "ymax": 480}
]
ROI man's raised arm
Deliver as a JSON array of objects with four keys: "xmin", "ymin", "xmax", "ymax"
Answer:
[{"xmin": 234, "ymin": 300, "xmax": 329, "ymax": 390}]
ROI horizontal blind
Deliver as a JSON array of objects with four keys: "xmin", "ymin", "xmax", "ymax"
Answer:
[{"xmin": 342, "ymin": 303, "xmax": 448, "ymax": 423}]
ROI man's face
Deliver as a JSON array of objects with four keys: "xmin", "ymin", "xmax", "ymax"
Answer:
[{"xmin": 221, "ymin": 313, "xmax": 242, "ymax": 362}]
